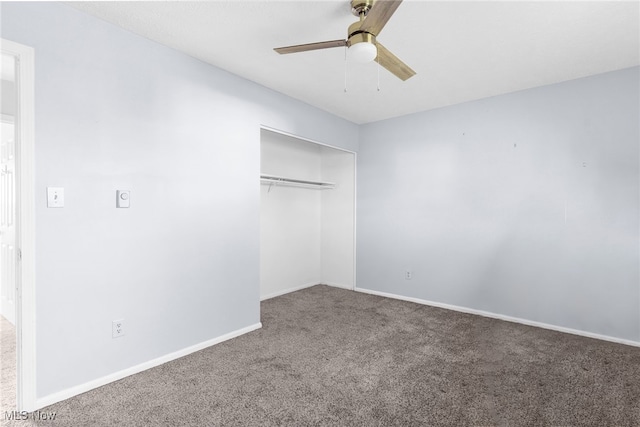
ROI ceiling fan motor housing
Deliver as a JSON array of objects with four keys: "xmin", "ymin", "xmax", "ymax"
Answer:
[{"xmin": 347, "ymin": 21, "xmax": 377, "ymax": 48}]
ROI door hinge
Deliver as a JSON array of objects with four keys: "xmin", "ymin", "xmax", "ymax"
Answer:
[{"xmin": 18, "ymin": 248, "xmax": 22, "ymax": 261}]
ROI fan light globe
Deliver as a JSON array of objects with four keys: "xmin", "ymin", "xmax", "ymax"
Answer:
[{"xmin": 349, "ymin": 41, "xmax": 377, "ymax": 63}]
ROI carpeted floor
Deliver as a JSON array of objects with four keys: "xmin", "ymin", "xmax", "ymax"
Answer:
[
  {"xmin": 2, "ymin": 285, "xmax": 640, "ymax": 426},
  {"xmin": 0, "ymin": 315, "xmax": 16, "ymax": 420}
]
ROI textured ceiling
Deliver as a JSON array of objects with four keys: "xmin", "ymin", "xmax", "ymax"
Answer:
[{"xmin": 68, "ymin": 1, "xmax": 639, "ymax": 124}]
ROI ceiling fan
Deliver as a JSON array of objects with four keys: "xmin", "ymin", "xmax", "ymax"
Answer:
[{"xmin": 274, "ymin": 0, "xmax": 416, "ymax": 81}]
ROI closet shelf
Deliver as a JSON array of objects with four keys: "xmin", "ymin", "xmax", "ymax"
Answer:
[{"xmin": 260, "ymin": 174, "xmax": 336, "ymax": 190}]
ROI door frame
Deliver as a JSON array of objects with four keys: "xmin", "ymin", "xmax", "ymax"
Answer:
[{"xmin": 2, "ymin": 38, "xmax": 36, "ymax": 412}]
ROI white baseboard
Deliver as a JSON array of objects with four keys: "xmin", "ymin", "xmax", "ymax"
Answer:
[
  {"xmin": 261, "ymin": 282, "xmax": 354, "ymax": 301},
  {"xmin": 36, "ymin": 322, "xmax": 262, "ymax": 409},
  {"xmin": 355, "ymin": 287, "xmax": 640, "ymax": 348},
  {"xmin": 261, "ymin": 282, "xmax": 319, "ymax": 301},
  {"xmin": 321, "ymin": 282, "xmax": 354, "ymax": 291}
]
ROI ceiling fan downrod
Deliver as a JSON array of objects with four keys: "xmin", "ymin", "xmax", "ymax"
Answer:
[{"xmin": 351, "ymin": 0, "xmax": 374, "ymax": 18}]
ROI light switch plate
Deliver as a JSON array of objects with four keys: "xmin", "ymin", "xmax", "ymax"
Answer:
[
  {"xmin": 47, "ymin": 187, "xmax": 64, "ymax": 208},
  {"xmin": 116, "ymin": 190, "xmax": 130, "ymax": 208}
]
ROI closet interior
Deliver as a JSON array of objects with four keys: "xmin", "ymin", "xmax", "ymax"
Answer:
[{"xmin": 260, "ymin": 128, "xmax": 355, "ymax": 300}]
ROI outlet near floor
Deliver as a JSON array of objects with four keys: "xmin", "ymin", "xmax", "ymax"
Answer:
[
  {"xmin": 405, "ymin": 270, "xmax": 413, "ymax": 280},
  {"xmin": 112, "ymin": 319, "xmax": 125, "ymax": 338}
]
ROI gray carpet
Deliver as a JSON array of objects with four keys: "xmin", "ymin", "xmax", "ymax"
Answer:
[
  {"xmin": 0, "ymin": 315, "xmax": 16, "ymax": 420},
  {"xmin": 3, "ymin": 285, "xmax": 640, "ymax": 426}
]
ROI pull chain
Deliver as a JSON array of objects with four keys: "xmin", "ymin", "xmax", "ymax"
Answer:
[
  {"xmin": 344, "ymin": 45, "xmax": 348, "ymax": 93},
  {"xmin": 377, "ymin": 56, "xmax": 380, "ymax": 92}
]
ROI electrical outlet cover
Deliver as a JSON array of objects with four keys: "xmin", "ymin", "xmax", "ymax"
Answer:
[{"xmin": 112, "ymin": 319, "xmax": 125, "ymax": 338}]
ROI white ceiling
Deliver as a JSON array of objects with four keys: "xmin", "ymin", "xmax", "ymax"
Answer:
[{"xmin": 67, "ymin": 1, "xmax": 639, "ymax": 124}]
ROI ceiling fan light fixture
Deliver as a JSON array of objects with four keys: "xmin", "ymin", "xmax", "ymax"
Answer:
[{"xmin": 349, "ymin": 41, "xmax": 378, "ymax": 63}]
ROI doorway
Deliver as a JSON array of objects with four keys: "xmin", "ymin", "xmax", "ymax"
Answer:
[
  {"xmin": 1, "ymin": 38, "xmax": 36, "ymax": 412},
  {"xmin": 260, "ymin": 127, "xmax": 356, "ymax": 300}
]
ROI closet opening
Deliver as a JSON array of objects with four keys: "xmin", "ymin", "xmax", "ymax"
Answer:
[{"xmin": 260, "ymin": 128, "xmax": 356, "ymax": 300}]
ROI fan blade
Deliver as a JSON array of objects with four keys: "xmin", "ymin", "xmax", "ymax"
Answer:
[
  {"xmin": 375, "ymin": 42, "xmax": 416, "ymax": 81},
  {"xmin": 274, "ymin": 39, "xmax": 347, "ymax": 54},
  {"xmin": 359, "ymin": 0, "xmax": 403, "ymax": 36}
]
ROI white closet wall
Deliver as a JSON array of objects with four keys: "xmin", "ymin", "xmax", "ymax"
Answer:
[
  {"xmin": 260, "ymin": 129, "xmax": 355, "ymax": 300},
  {"xmin": 320, "ymin": 146, "xmax": 355, "ymax": 289},
  {"xmin": 260, "ymin": 131, "xmax": 322, "ymax": 299}
]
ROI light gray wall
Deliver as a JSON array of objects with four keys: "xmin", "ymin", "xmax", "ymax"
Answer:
[
  {"xmin": 1, "ymin": 2, "xmax": 358, "ymax": 399},
  {"xmin": 1, "ymin": 80, "xmax": 15, "ymax": 116},
  {"xmin": 357, "ymin": 67, "xmax": 640, "ymax": 342}
]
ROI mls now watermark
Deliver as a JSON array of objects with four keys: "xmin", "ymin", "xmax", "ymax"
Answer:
[{"xmin": 4, "ymin": 410, "xmax": 57, "ymax": 421}]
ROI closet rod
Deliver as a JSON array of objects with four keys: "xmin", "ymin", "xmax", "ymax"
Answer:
[{"xmin": 260, "ymin": 174, "xmax": 335, "ymax": 189}]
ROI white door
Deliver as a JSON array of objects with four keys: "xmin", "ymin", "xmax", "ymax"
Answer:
[{"xmin": 0, "ymin": 53, "xmax": 17, "ymax": 325}]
